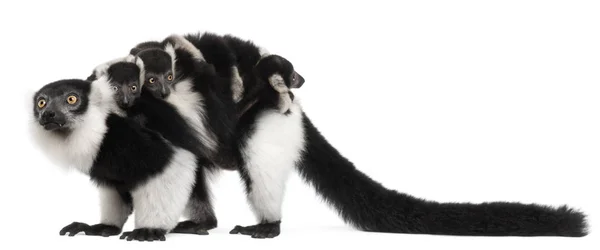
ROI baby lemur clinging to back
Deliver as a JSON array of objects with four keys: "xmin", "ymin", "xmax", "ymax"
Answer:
[
  {"xmin": 83, "ymin": 33, "xmax": 305, "ymax": 236},
  {"xmin": 129, "ymin": 32, "xmax": 305, "ymax": 116},
  {"xmin": 124, "ymin": 33, "xmax": 305, "ymax": 235}
]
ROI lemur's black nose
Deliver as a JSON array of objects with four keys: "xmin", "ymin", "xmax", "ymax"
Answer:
[{"xmin": 42, "ymin": 111, "xmax": 56, "ymax": 119}]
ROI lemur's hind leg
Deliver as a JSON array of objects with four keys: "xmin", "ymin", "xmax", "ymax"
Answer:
[
  {"xmin": 229, "ymin": 104, "xmax": 305, "ymax": 239},
  {"xmin": 172, "ymin": 168, "xmax": 217, "ymax": 236},
  {"xmin": 120, "ymin": 148, "xmax": 197, "ymax": 242}
]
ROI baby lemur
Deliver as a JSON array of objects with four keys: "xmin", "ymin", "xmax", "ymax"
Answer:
[{"xmin": 130, "ymin": 32, "xmax": 304, "ymax": 116}]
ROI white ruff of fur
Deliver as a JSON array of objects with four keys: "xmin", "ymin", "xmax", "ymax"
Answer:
[
  {"xmin": 166, "ymin": 79, "xmax": 217, "ymax": 152},
  {"xmin": 166, "ymin": 34, "xmax": 205, "ymax": 62},
  {"xmin": 242, "ymin": 101, "xmax": 305, "ymax": 222},
  {"xmin": 99, "ymin": 186, "xmax": 131, "ymax": 228},
  {"xmin": 131, "ymin": 148, "xmax": 197, "ymax": 230},
  {"xmin": 28, "ymin": 77, "xmax": 120, "ymax": 175},
  {"xmin": 268, "ymin": 74, "xmax": 293, "ymax": 113},
  {"xmin": 231, "ymin": 66, "xmax": 244, "ymax": 102}
]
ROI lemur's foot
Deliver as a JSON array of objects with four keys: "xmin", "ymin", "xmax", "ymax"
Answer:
[
  {"xmin": 120, "ymin": 228, "xmax": 167, "ymax": 242},
  {"xmin": 60, "ymin": 222, "xmax": 91, "ymax": 236},
  {"xmin": 171, "ymin": 220, "xmax": 215, "ymax": 235},
  {"xmin": 229, "ymin": 221, "xmax": 281, "ymax": 239},
  {"xmin": 85, "ymin": 224, "xmax": 121, "ymax": 237}
]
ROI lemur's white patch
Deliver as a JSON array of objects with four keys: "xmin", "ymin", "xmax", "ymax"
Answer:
[
  {"xmin": 131, "ymin": 147, "xmax": 197, "ymax": 230},
  {"xmin": 231, "ymin": 66, "xmax": 244, "ymax": 102},
  {"xmin": 268, "ymin": 74, "xmax": 293, "ymax": 113},
  {"xmin": 166, "ymin": 79, "xmax": 217, "ymax": 152},
  {"xmin": 99, "ymin": 185, "xmax": 131, "ymax": 228},
  {"xmin": 258, "ymin": 46, "xmax": 270, "ymax": 58},
  {"xmin": 163, "ymin": 43, "xmax": 177, "ymax": 77},
  {"xmin": 28, "ymin": 77, "xmax": 120, "ymax": 174},
  {"xmin": 166, "ymin": 34, "xmax": 205, "ymax": 62},
  {"xmin": 132, "ymin": 56, "xmax": 146, "ymax": 86},
  {"xmin": 93, "ymin": 55, "xmax": 135, "ymax": 79},
  {"xmin": 268, "ymin": 74, "xmax": 287, "ymax": 93},
  {"xmin": 241, "ymin": 101, "xmax": 305, "ymax": 222}
]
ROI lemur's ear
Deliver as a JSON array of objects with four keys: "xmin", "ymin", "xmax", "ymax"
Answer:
[
  {"xmin": 132, "ymin": 56, "xmax": 146, "ymax": 86},
  {"xmin": 91, "ymin": 55, "xmax": 137, "ymax": 80},
  {"xmin": 162, "ymin": 42, "xmax": 178, "ymax": 75},
  {"xmin": 130, "ymin": 47, "xmax": 142, "ymax": 55}
]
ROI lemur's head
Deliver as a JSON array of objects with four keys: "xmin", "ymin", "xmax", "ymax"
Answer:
[
  {"xmin": 32, "ymin": 79, "xmax": 91, "ymax": 132},
  {"xmin": 105, "ymin": 61, "xmax": 144, "ymax": 109},
  {"xmin": 133, "ymin": 44, "xmax": 176, "ymax": 99},
  {"xmin": 255, "ymin": 54, "xmax": 304, "ymax": 90}
]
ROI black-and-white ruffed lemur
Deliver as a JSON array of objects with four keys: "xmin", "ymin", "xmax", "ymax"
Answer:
[
  {"xmin": 125, "ymin": 33, "xmax": 307, "ymax": 238},
  {"xmin": 30, "ymin": 32, "xmax": 588, "ymax": 241},
  {"xmin": 125, "ymin": 32, "xmax": 590, "ymax": 239},
  {"xmin": 28, "ymin": 56, "xmax": 229, "ymax": 241}
]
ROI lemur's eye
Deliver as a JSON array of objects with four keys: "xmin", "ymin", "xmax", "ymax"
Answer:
[
  {"xmin": 131, "ymin": 85, "xmax": 137, "ymax": 92},
  {"xmin": 67, "ymin": 95, "xmax": 78, "ymax": 105},
  {"xmin": 167, "ymin": 74, "xmax": 173, "ymax": 81},
  {"xmin": 148, "ymin": 78, "xmax": 155, "ymax": 84},
  {"xmin": 37, "ymin": 99, "xmax": 46, "ymax": 108},
  {"xmin": 112, "ymin": 86, "xmax": 118, "ymax": 91}
]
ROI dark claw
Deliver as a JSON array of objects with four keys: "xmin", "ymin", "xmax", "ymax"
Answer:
[
  {"xmin": 59, "ymin": 222, "xmax": 91, "ymax": 236},
  {"xmin": 119, "ymin": 231, "xmax": 130, "ymax": 240},
  {"xmin": 120, "ymin": 228, "xmax": 166, "ymax": 242},
  {"xmin": 229, "ymin": 221, "xmax": 281, "ymax": 239}
]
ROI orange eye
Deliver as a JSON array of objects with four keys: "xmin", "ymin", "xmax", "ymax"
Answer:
[
  {"xmin": 37, "ymin": 99, "xmax": 46, "ymax": 108},
  {"xmin": 148, "ymin": 78, "xmax": 155, "ymax": 84},
  {"xmin": 167, "ymin": 74, "xmax": 173, "ymax": 81},
  {"xmin": 131, "ymin": 85, "xmax": 137, "ymax": 92},
  {"xmin": 67, "ymin": 95, "xmax": 77, "ymax": 105}
]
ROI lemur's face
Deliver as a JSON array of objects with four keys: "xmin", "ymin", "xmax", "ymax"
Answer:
[
  {"xmin": 33, "ymin": 80, "xmax": 90, "ymax": 132},
  {"xmin": 106, "ymin": 62, "xmax": 143, "ymax": 109},
  {"xmin": 109, "ymin": 79, "xmax": 140, "ymax": 109},
  {"xmin": 136, "ymin": 49, "xmax": 175, "ymax": 99},
  {"xmin": 143, "ymin": 69, "xmax": 173, "ymax": 99},
  {"xmin": 256, "ymin": 54, "xmax": 305, "ymax": 88}
]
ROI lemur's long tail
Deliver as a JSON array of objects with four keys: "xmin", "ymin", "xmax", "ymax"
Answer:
[{"xmin": 295, "ymin": 113, "xmax": 588, "ymax": 237}]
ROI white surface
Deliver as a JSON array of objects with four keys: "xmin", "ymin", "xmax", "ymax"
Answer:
[{"xmin": 0, "ymin": 0, "xmax": 598, "ymax": 249}]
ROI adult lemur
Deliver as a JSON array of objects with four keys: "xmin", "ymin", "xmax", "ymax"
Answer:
[
  {"xmin": 122, "ymin": 34, "xmax": 306, "ymax": 236},
  {"xmin": 33, "ymin": 32, "xmax": 588, "ymax": 240},
  {"xmin": 126, "ymin": 33, "xmax": 588, "ymax": 238},
  {"xmin": 29, "ymin": 61, "xmax": 210, "ymax": 241}
]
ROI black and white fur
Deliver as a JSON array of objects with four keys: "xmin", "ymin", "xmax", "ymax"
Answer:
[
  {"xmin": 29, "ymin": 74, "xmax": 199, "ymax": 241},
  {"xmin": 127, "ymin": 37, "xmax": 242, "ymax": 234},
  {"xmin": 222, "ymin": 89, "xmax": 591, "ymax": 238},
  {"xmin": 175, "ymin": 32, "xmax": 305, "ymax": 114},
  {"xmin": 128, "ymin": 35, "xmax": 311, "ymax": 237},
  {"xmin": 226, "ymin": 78, "xmax": 589, "ymax": 238},
  {"xmin": 125, "ymin": 33, "xmax": 587, "ymax": 239}
]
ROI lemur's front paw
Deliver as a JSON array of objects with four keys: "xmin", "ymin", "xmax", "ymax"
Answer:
[
  {"xmin": 59, "ymin": 222, "xmax": 91, "ymax": 236},
  {"xmin": 120, "ymin": 228, "xmax": 167, "ymax": 242},
  {"xmin": 229, "ymin": 221, "xmax": 281, "ymax": 239},
  {"xmin": 84, "ymin": 224, "xmax": 121, "ymax": 237}
]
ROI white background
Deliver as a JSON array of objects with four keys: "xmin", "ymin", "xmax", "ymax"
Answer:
[{"xmin": 0, "ymin": 0, "xmax": 598, "ymax": 249}]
